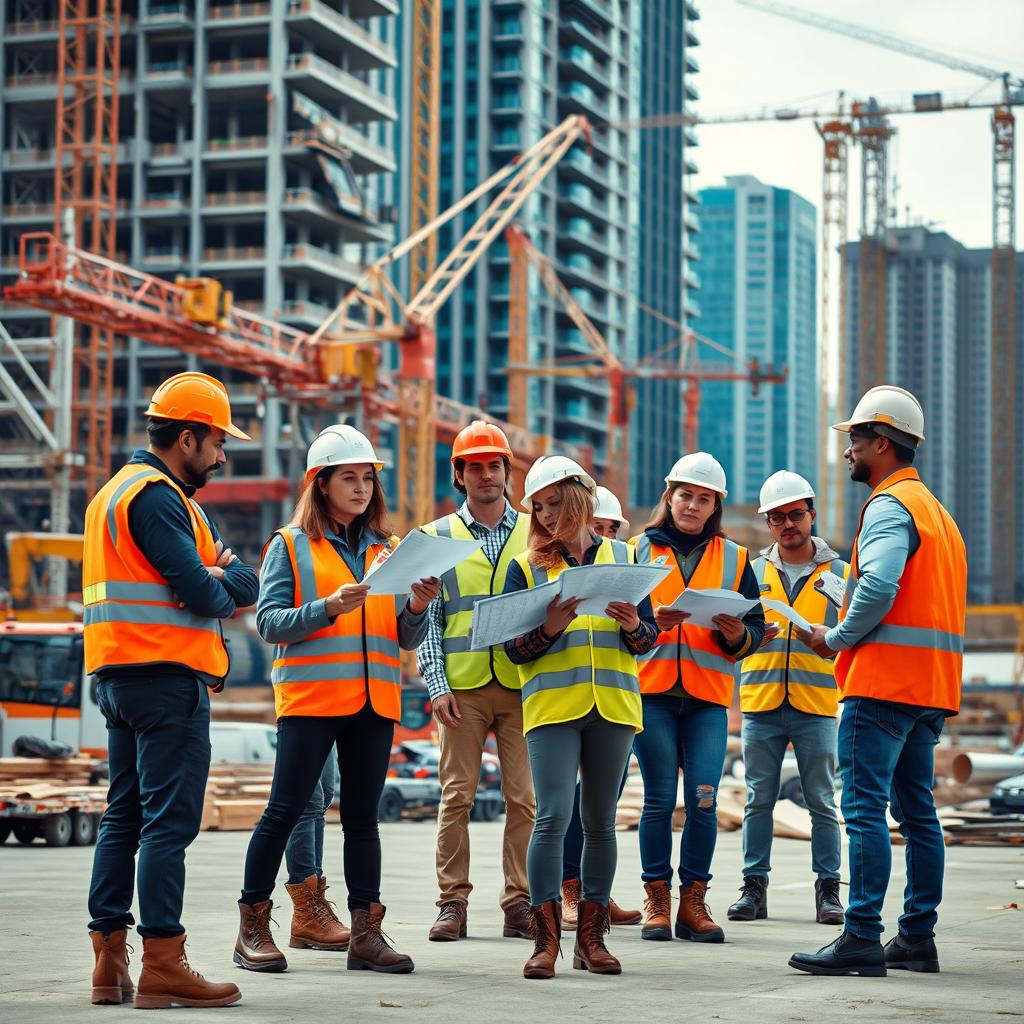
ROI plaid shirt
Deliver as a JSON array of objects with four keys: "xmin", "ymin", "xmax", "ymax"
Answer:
[{"xmin": 416, "ymin": 500, "xmax": 523, "ymax": 700}]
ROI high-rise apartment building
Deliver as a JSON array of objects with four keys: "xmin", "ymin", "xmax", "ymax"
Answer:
[
  {"xmin": 0, "ymin": 0, "xmax": 399, "ymax": 551},
  {"xmin": 631, "ymin": 0, "xmax": 701, "ymax": 507},
  {"xmin": 696, "ymin": 174, "xmax": 817, "ymax": 506},
  {"xmin": 404, "ymin": 0, "xmax": 699, "ymax": 507},
  {"xmin": 841, "ymin": 225, "xmax": 1024, "ymax": 601}
]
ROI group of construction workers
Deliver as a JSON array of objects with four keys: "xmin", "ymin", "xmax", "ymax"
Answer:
[{"xmin": 81, "ymin": 371, "xmax": 967, "ymax": 1007}]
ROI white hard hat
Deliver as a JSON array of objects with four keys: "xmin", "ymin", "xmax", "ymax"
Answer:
[
  {"xmin": 833, "ymin": 385, "xmax": 925, "ymax": 444},
  {"xmin": 758, "ymin": 470, "xmax": 816, "ymax": 515},
  {"xmin": 305, "ymin": 423, "xmax": 385, "ymax": 481},
  {"xmin": 594, "ymin": 486, "xmax": 629, "ymax": 530},
  {"xmin": 665, "ymin": 452, "xmax": 728, "ymax": 499},
  {"xmin": 521, "ymin": 455, "xmax": 596, "ymax": 510}
]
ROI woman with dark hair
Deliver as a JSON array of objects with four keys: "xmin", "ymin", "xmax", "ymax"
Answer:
[
  {"xmin": 631, "ymin": 452, "xmax": 765, "ymax": 946},
  {"xmin": 502, "ymin": 456, "xmax": 657, "ymax": 980},
  {"xmin": 233, "ymin": 424, "xmax": 440, "ymax": 976}
]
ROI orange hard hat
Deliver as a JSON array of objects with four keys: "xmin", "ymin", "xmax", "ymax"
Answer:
[
  {"xmin": 451, "ymin": 420, "xmax": 513, "ymax": 463},
  {"xmin": 145, "ymin": 372, "xmax": 251, "ymax": 441}
]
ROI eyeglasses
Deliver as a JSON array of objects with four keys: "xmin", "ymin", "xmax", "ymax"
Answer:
[{"xmin": 766, "ymin": 509, "xmax": 810, "ymax": 527}]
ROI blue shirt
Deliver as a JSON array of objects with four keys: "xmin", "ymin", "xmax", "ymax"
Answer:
[
  {"xmin": 826, "ymin": 494, "xmax": 919, "ymax": 651},
  {"xmin": 257, "ymin": 528, "xmax": 427, "ymax": 649}
]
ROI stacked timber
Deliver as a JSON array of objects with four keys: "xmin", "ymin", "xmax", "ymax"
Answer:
[{"xmin": 201, "ymin": 763, "xmax": 274, "ymax": 831}]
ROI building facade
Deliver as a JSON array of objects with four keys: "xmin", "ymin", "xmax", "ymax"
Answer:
[
  {"xmin": 0, "ymin": 0, "xmax": 400, "ymax": 552},
  {"xmin": 696, "ymin": 174, "xmax": 817, "ymax": 506},
  {"xmin": 841, "ymin": 225, "xmax": 1024, "ymax": 601}
]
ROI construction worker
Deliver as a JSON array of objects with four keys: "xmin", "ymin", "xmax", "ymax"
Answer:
[
  {"xmin": 561, "ymin": 482, "xmax": 641, "ymax": 930},
  {"xmin": 503, "ymin": 456, "xmax": 657, "ymax": 980},
  {"xmin": 728, "ymin": 471, "xmax": 848, "ymax": 925},
  {"xmin": 417, "ymin": 421, "xmax": 536, "ymax": 943},
  {"xmin": 84, "ymin": 371, "xmax": 256, "ymax": 1009},
  {"xmin": 790, "ymin": 386, "xmax": 967, "ymax": 977},
  {"xmin": 631, "ymin": 452, "xmax": 765, "ymax": 946},
  {"xmin": 233, "ymin": 424, "xmax": 439, "ymax": 975},
  {"xmin": 591, "ymin": 485, "xmax": 630, "ymax": 539}
]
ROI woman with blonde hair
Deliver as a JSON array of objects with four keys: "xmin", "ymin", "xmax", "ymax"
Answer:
[
  {"xmin": 631, "ymin": 452, "xmax": 765, "ymax": 946},
  {"xmin": 233, "ymin": 424, "xmax": 440, "ymax": 975},
  {"xmin": 502, "ymin": 456, "xmax": 657, "ymax": 980}
]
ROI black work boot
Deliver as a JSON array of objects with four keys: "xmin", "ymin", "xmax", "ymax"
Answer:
[
  {"xmin": 815, "ymin": 877, "xmax": 845, "ymax": 925},
  {"xmin": 727, "ymin": 876, "xmax": 768, "ymax": 921},
  {"xmin": 884, "ymin": 932, "xmax": 939, "ymax": 973},
  {"xmin": 789, "ymin": 930, "xmax": 886, "ymax": 977}
]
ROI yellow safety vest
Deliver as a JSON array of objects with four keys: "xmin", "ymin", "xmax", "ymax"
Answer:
[
  {"xmin": 514, "ymin": 538, "xmax": 643, "ymax": 735},
  {"xmin": 739, "ymin": 555, "xmax": 850, "ymax": 716},
  {"xmin": 421, "ymin": 511, "xmax": 529, "ymax": 690}
]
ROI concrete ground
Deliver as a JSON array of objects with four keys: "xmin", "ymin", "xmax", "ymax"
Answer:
[{"xmin": 1, "ymin": 823, "xmax": 1021, "ymax": 1022}]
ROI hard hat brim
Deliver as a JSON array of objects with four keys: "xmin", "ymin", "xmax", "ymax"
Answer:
[
  {"xmin": 305, "ymin": 459, "xmax": 386, "ymax": 483},
  {"xmin": 664, "ymin": 475, "xmax": 727, "ymax": 500},
  {"xmin": 225, "ymin": 421, "xmax": 252, "ymax": 441},
  {"xmin": 451, "ymin": 445, "xmax": 513, "ymax": 463},
  {"xmin": 146, "ymin": 408, "xmax": 252, "ymax": 442},
  {"xmin": 757, "ymin": 493, "xmax": 815, "ymax": 515},
  {"xmin": 831, "ymin": 417, "xmax": 924, "ymax": 442},
  {"xmin": 521, "ymin": 472, "xmax": 597, "ymax": 510}
]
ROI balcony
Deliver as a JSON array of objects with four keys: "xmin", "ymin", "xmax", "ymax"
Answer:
[
  {"xmin": 568, "ymin": 0, "xmax": 613, "ymax": 29},
  {"xmin": 204, "ymin": 135, "xmax": 269, "ymax": 159},
  {"xmin": 1, "ymin": 202, "xmax": 54, "ymax": 224},
  {"xmin": 561, "ymin": 148, "xmax": 611, "ymax": 191},
  {"xmin": 280, "ymin": 299, "xmax": 334, "ymax": 326},
  {"xmin": 284, "ymin": 53, "xmax": 396, "ymax": 122},
  {"xmin": 143, "ymin": 60, "xmax": 193, "ymax": 91},
  {"xmin": 3, "ymin": 140, "xmax": 137, "ymax": 171},
  {"xmin": 558, "ymin": 184, "xmax": 608, "ymax": 222},
  {"xmin": 685, "ymin": 52, "xmax": 700, "ymax": 74},
  {"xmin": 4, "ymin": 68, "xmax": 135, "ymax": 98},
  {"xmin": 558, "ymin": 81, "xmax": 609, "ymax": 122},
  {"xmin": 142, "ymin": 247, "xmax": 187, "ymax": 270},
  {"xmin": 684, "ymin": 266, "xmax": 701, "ymax": 291},
  {"xmin": 203, "ymin": 190, "xmax": 268, "ymax": 215},
  {"xmin": 557, "ymin": 218, "xmax": 608, "ymax": 260},
  {"xmin": 206, "ymin": 57, "xmax": 270, "ymax": 91},
  {"xmin": 686, "ymin": 80, "xmax": 699, "ymax": 102},
  {"xmin": 558, "ymin": 45, "xmax": 611, "ymax": 93},
  {"xmin": 139, "ymin": 194, "xmax": 190, "ymax": 217},
  {"xmin": 205, "ymin": 2, "xmax": 270, "ymax": 25},
  {"xmin": 492, "ymin": 16, "xmax": 523, "ymax": 39},
  {"xmin": 286, "ymin": 0, "xmax": 397, "ymax": 71},
  {"xmin": 281, "ymin": 187, "xmax": 389, "ymax": 242},
  {"xmin": 281, "ymin": 242, "xmax": 362, "ymax": 285},
  {"xmin": 4, "ymin": 18, "xmax": 60, "ymax": 38},
  {"xmin": 285, "ymin": 125, "xmax": 395, "ymax": 175},
  {"xmin": 149, "ymin": 141, "xmax": 195, "ymax": 164},
  {"xmin": 348, "ymin": 0, "xmax": 398, "ymax": 16},
  {"xmin": 685, "ymin": 2, "xmax": 700, "ymax": 21},
  {"xmin": 559, "ymin": 18, "xmax": 607, "ymax": 58},
  {"xmin": 491, "ymin": 128, "xmax": 522, "ymax": 151},
  {"xmin": 202, "ymin": 245, "xmax": 267, "ymax": 268},
  {"xmin": 142, "ymin": 3, "xmax": 194, "ymax": 29}
]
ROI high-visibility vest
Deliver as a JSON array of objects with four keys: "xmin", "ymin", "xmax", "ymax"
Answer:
[
  {"xmin": 835, "ymin": 468, "xmax": 967, "ymax": 714},
  {"xmin": 421, "ymin": 511, "xmax": 529, "ymax": 690},
  {"xmin": 632, "ymin": 533, "xmax": 748, "ymax": 707},
  {"xmin": 514, "ymin": 538, "xmax": 643, "ymax": 734},
  {"xmin": 739, "ymin": 556, "xmax": 850, "ymax": 716},
  {"xmin": 269, "ymin": 527, "xmax": 403, "ymax": 720},
  {"xmin": 83, "ymin": 463, "xmax": 229, "ymax": 679}
]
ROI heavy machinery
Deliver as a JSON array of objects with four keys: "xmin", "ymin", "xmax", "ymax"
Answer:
[{"xmin": 4, "ymin": 531, "xmax": 84, "ymax": 622}]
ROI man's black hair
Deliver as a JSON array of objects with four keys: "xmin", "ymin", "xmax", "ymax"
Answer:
[{"xmin": 147, "ymin": 417, "xmax": 212, "ymax": 450}]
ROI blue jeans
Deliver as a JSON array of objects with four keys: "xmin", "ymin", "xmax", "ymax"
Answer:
[
  {"xmin": 839, "ymin": 697, "xmax": 946, "ymax": 939},
  {"xmin": 741, "ymin": 704, "xmax": 840, "ymax": 879},
  {"xmin": 284, "ymin": 752, "xmax": 336, "ymax": 884},
  {"xmin": 633, "ymin": 696, "xmax": 728, "ymax": 886},
  {"xmin": 88, "ymin": 672, "xmax": 211, "ymax": 938}
]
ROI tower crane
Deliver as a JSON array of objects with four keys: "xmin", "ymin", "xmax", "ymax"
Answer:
[
  {"xmin": 736, "ymin": 0, "xmax": 1022, "ymax": 595},
  {"xmin": 504, "ymin": 225, "xmax": 787, "ymax": 505}
]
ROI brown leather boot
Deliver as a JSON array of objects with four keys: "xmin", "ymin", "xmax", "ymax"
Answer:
[
  {"xmin": 428, "ymin": 900, "xmax": 467, "ymax": 941},
  {"xmin": 502, "ymin": 899, "xmax": 532, "ymax": 939},
  {"xmin": 641, "ymin": 880, "xmax": 673, "ymax": 941},
  {"xmin": 675, "ymin": 881, "xmax": 725, "ymax": 943},
  {"xmin": 347, "ymin": 904, "xmax": 414, "ymax": 973},
  {"xmin": 233, "ymin": 900, "xmax": 288, "ymax": 972},
  {"xmin": 286, "ymin": 875, "xmax": 350, "ymax": 951},
  {"xmin": 573, "ymin": 900, "xmax": 621, "ymax": 975},
  {"xmin": 316, "ymin": 875, "xmax": 351, "ymax": 938},
  {"xmin": 561, "ymin": 878, "xmax": 581, "ymax": 931},
  {"xmin": 90, "ymin": 929, "xmax": 134, "ymax": 1004},
  {"xmin": 608, "ymin": 897, "xmax": 642, "ymax": 926},
  {"xmin": 136, "ymin": 935, "xmax": 241, "ymax": 1009},
  {"xmin": 523, "ymin": 901, "xmax": 561, "ymax": 980}
]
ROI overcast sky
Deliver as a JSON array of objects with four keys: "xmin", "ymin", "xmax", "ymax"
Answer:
[{"xmin": 692, "ymin": 0, "xmax": 1024, "ymax": 249}]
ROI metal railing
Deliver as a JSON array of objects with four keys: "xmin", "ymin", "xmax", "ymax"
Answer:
[
  {"xmin": 204, "ymin": 191, "xmax": 268, "ymax": 206},
  {"xmin": 207, "ymin": 58, "xmax": 269, "ymax": 75},
  {"xmin": 205, "ymin": 135, "xmax": 268, "ymax": 151},
  {"xmin": 206, "ymin": 2, "xmax": 270, "ymax": 19},
  {"xmin": 203, "ymin": 246, "xmax": 266, "ymax": 262}
]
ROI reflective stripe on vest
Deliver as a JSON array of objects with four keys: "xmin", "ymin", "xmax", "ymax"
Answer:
[
  {"xmin": 514, "ymin": 538, "xmax": 643, "ymax": 734},
  {"xmin": 270, "ymin": 527, "xmax": 402, "ymax": 720},
  {"xmin": 834, "ymin": 468, "xmax": 967, "ymax": 713},
  {"xmin": 739, "ymin": 556, "xmax": 849, "ymax": 717},
  {"xmin": 83, "ymin": 463, "xmax": 229, "ymax": 679},
  {"xmin": 422, "ymin": 511, "xmax": 529, "ymax": 689},
  {"xmin": 634, "ymin": 533, "xmax": 747, "ymax": 707}
]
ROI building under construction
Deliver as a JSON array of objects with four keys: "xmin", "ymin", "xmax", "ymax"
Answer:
[{"xmin": 0, "ymin": 0, "xmax": 402, "ymax": 558}]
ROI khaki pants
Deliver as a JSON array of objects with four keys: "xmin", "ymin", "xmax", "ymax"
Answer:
[{"xmin": 435, "ymin": 682, "xmax": 535, "ymax": 910}]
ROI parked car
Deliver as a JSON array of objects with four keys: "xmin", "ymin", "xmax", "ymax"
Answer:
[
  {"xmin": 990, "ymin": 772, "xmax": 1024, "ymax": 815},
  {"xmin": 391, "ymin": 740, "xmax": 505, "ymax": 821}
]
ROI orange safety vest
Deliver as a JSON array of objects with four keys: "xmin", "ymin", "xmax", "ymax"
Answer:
[
  {"xmin": 835, "ymin": 468, "xmax": 967, "ymax": 714},
  {"xmin": 633, "ymin": 532, "xmax": 748, "ymax": 707},
  {"xmin": 269, "ymin": 527, "xmax": 402, "ymax": 720},
  {"xmin": 83, "ymin": 463, "xmax": 229, "ymax": 680}
]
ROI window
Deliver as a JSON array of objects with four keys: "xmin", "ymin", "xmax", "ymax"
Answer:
[{"xmin": 0, "ymin": 633, "xmax": 83, "ymax": 708}]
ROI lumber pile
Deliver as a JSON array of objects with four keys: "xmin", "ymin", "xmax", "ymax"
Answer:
[
  {"xmin": 201, "ymin": 763, "xmax": 275, "ymax": 831},
  {"xmin": 939, "ymin": 800, "xmax": 1024, "ymax": 846},
  {"xmin": 0, "ymin": 756, "xmax": 100, "ymax": 788}
]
